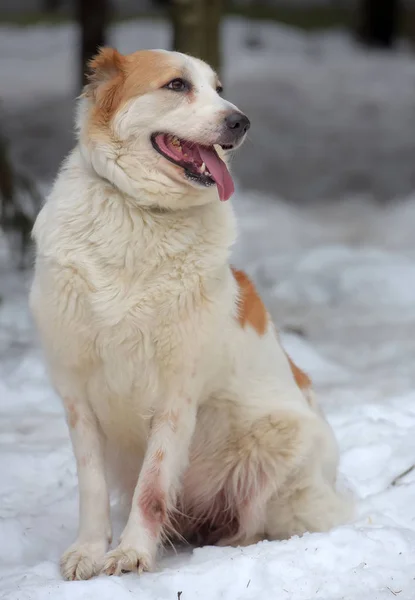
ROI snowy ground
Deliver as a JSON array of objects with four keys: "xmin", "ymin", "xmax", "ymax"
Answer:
[
  {"xmin": 2, "ymin": 18, "xmax": 415, "ymax": 600},
  {"xmin": 2, "ymin": 190, "xmax": 415, "ymax": 599}
]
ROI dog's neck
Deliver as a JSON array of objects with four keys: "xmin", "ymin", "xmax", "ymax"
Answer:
[
  {"xmin": 78, "ymin": 139, "xmax": 219, "ymax": 212},
  {"xmin": 45, "ymin": 147, "xmax": 237, "ymax": 277}
]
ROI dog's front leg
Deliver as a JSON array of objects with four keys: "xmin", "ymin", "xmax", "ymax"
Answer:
[
  {"xmin": 102, "ymin": 389, "xmax": 197, "ymax": 576},
  {"xmin": 60, "ymin": 394, "xmax": 111, "ymax": 581}
]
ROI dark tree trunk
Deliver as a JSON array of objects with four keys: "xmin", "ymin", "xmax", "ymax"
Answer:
[
  {"xmin": 76, "ymin": 0, "xmax": 110, "ymax": 88},
  {"xmin": 203, "ymin": 0, "xmax": 223, "ymax": 74},
  {"xmin": 171, "ymin": 0, "xmax": 223, "ymax": 74},
  {"xmin": 43, "ymin": 0, "xmax": 61, "ymax": 12},
  {"xmin": 171, "ymin": 0, "xmax": 205, "ymax": 61},
  {"xmin": 357, "ymin": 0, "xmax": 401, "ymax": 48},
  {"xmin": 0, "ymin": 135, "xmax": 14, "ymax": 208},
  {"xmin": 0, "ymin": 132, "xmax": 40, "ymax": 268}
]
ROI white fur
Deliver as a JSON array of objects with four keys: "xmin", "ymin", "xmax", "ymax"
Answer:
[{"xmin": 30, "ymin": 49, "xmax": 351, "ymax": 581}]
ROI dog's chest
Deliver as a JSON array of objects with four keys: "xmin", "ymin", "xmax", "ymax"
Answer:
[
  {"xmin": 84, "ymin": 263, "xmax": 223, "ymax": 438},
  {"xmin": 87, "ymin": 259, "xmax": 214, "ymax": 384},
  {"xmin": 61, "ymin": 200, "xmax": 234, "ymax": 405}
]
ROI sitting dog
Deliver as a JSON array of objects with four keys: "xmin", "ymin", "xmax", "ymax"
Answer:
[{"xmin": 30, "ymin": 47, "xmax": 351, "ymax": 581}]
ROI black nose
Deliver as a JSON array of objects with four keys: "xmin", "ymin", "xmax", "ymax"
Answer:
[{"xmin": 225, "ymin": 112, "xmax": 250, "ymax": 134}]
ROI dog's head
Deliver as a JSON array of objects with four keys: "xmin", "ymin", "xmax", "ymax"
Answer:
[{"xmin": 77, "ymin": 48, "xmax": 250, "ymax": 209}]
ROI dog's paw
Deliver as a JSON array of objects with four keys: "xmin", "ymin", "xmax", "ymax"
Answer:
[
  {"xmin": 60, "ymin": 541, "xmax": 106, "ymax": 581},
  {"xmin": 102, "ymin": 546, "xmax": 153, "ymax": 577}
]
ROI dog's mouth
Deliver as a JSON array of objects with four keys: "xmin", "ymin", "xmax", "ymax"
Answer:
[{"xmin": 151, "ymin": 133, "xmax": 235, "ymax": 202}]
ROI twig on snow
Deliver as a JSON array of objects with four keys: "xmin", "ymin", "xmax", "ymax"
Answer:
[
  {"xmin": 390, "ymin": 465, "xmax": 415, "ymax": 487},
  {"xmin": 386, "ymin": 586, "xmax": 402, "ymax": 596}
]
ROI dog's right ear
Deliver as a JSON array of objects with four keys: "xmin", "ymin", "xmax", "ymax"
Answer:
[{"xmin": 83, "ymin": 47, "xmax": 126, "ymax": 120}]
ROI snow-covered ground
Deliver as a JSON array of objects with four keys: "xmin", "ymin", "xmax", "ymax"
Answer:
[
  {"xmin": 2, "ymin": 18, "xmax": 415, "ymax": 600},
  {"xmin": 2, "ymin": 190, "xmax": 415, "ymax": 600}
]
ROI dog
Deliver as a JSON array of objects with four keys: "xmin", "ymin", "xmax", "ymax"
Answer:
[{"xmin": 30, "ymin": 47, "xmax": 351, "ymax": 581}]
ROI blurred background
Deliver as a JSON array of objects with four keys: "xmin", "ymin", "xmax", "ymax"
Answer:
[
  {"xmin": 3, "ymin": 2, "xmax": 415, "ymax": 597},
  {"xmin": 1, "ymin": 0, "xmax": 415, "ymax": 257}
]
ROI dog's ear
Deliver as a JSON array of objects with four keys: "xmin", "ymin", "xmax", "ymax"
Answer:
[
  {"xmin": 83, "ymin": 47, "xmax": 126, "ymax": 120},
  {"xmin": 86, "ymin": 47, "xmax": 125, "ymax": 89}
]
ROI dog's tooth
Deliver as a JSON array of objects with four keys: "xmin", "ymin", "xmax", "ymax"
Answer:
[
  {"xmin": 200, "ymin": 162, "xmax": 206, "ymax": 173},
  {"xmin": 171, "ymin": 136, "xmax": 180, "ymax": 147}
]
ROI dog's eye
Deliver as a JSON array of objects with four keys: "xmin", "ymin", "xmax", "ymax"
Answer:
[
  {"xmin": 216, "ymin": 85, "xmax": 223, "ymax": 94},
  {"xmin": 165, "ymin": 78, "xmax": 188, "ymax": 92}
]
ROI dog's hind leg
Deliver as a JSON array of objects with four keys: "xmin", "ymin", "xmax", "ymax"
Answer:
[
  {"xmin": 184, "ymin": 407, "xmax": 337, "ymax": 548},
  {"xmin": 216, "ymin": 410, "xmax": 322, "ymax": 547},
  {"xmin": 265, "ymin": 473, "xmax": 353, "ymax": 541}
]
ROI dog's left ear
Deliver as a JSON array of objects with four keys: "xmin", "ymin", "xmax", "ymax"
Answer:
[{"xmin": 83, "ymin": 47, "xmax": 126, "ymax": 119}]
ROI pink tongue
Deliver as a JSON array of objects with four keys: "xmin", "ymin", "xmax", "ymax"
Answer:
[{"xmin": 198, "ymin": 146, "xmax": 234, "ymax": 201}]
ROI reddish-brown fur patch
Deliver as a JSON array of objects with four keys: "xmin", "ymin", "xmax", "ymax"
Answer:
[
  {"xmin": 139, "ymin": 485, "xmax": 167, "ymax": 536},
  {"xmin": 79, "ymin": 455, "xmax": 89, "ymax": 467},
  {"xmin": 154, "ymin": 448, "xmax": 165, "ymax": 462},
  {"xmin": 286, "ymin": 354, "xmax": 311, "ymax": 390},
  {"xmin": 66, "ymin": 401, "xmax": 79, "ymax": 429},
  {"xmin": 272, "ymin": 325, "xmax": 312, "ymax": 392},
  {"xmin": 232, "ymin": 268, "xmax": 267, "ymax": 336},
  {"xmin": 85, "ymin": 47, "xmax": 186, "ymax": 127}
]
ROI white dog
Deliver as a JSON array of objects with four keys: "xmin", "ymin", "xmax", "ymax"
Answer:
[{"xmin": 30, "ymin": 48, "xmax": 351, "ymax": 581}]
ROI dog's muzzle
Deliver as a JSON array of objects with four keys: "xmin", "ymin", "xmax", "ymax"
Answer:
[{"xmin": 222, "ymin": 111, "xmax": 250, "ymax": 145}]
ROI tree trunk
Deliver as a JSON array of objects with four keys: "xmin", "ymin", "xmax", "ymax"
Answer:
[
  {"xmin": 203, "ymin": 0, "xmax": 223, "ymax": 73},
  {"xmin": 43, "ymin": 0, "xmax": 61, "ymax": 12},
  {"xmin": 357, "ymin": 0, "xmax": 401, "ymax": 48},
  {"xmin": 0, "ymin": 132, "xmax": 40, "ymax": 267},
  {"xmin": 0, "ymin": 135, "xmax": 14, "ymax": 208},
  {"xmin": 171, "ymin": 0, "xmax": 205, "ymax": 61},
  {"xmin": 76, "ymin": 0, "xmax": 110, "ymax": 88},
  {"xmin": 171, "ymin": 0, "xmax": 223, "ymax": 74}
]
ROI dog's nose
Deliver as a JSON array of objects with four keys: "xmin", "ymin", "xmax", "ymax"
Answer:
[{"xmin": 225, "ymin": 112, "xmax": 250, "ymax": 134}]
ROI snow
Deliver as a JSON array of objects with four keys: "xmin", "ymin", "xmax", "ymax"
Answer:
[
  {"xmin": 2, "ymin": 191, "xmax": 415, "ymax": 600},
  {"xmin": 2, "ymin": 17, "xmax": 415, "ymax": 600}
]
